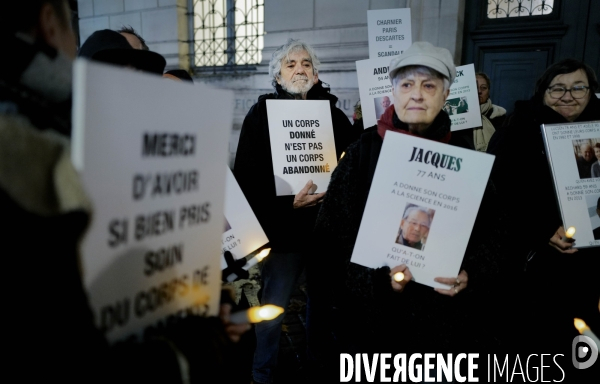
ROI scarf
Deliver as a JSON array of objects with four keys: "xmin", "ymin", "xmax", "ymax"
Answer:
[
  {"xmin": 474, "ymin": 98, "xmax": 506, "ymax": 152},
  {"xmin": 376, "ymin": 104, "xmax": 451, "ymax": 143}
]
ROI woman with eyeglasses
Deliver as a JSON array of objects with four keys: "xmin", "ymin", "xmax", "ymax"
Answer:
[{"xmin": 487, "ymin": 59, "xmax": 600, "ymax": 359}]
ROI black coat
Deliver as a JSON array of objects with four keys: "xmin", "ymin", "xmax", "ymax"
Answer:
[
  {"xmin": 233, "ymin": 81, "xmax": 361, "ymax": 252},
  {"xmin": 309, "ymin": 112, "xmax": 507, "ymax": 358},
  {"xmin": 487, "ymin": 94, "xmax": 600, "ymax": 364}
]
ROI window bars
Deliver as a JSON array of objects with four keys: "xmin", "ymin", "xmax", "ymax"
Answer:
[{"xmin": 191, "ymin": 0, "xmax": 264, "ymax": 68}]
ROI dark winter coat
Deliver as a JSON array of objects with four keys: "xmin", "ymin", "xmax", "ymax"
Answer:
[
  {"xmin": 233, "ymin": 81, "xmax": 361, "ymax": 252},
  {"xmin": 310, "ymin": 106, "xmax": 507, "ymax": 356},
  {"xmin": 487, "ymin": 94, "xmax": 600, "ymax": 358}
]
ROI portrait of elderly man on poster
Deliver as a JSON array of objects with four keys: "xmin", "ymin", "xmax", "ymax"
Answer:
[{"xmin": 395, "ymin": 204, "xmax": 434, "ymax": 250}]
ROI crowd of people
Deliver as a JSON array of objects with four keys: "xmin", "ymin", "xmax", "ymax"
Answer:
[{"xmin": 2, "ymin": 1, "xmax": 599, "ymax": 383}]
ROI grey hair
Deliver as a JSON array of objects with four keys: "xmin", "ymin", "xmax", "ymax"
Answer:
[
  {"xmin": 392, "ymin": 65, "xmax": 450, "ymax": 92},
  {"xmin": 269, "ymin": 39, "xmax": 320, "ymax": 88},
  {"xmin": 402, "ymin": 206, "xmax": 431, "ymax": 226}
]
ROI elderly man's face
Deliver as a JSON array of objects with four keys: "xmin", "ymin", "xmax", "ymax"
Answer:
[
  {"xmin": 277, "ymin": 49, "xmax": 318, "ymax": 96},
  {"xmin": 582, "ymin": 145, "xmax": 594, "ymax": 162},
  {"xmin": 400, "ymin": 210, "xmax": 430, "ymax": 245},
  {"xmin": 382, "ymin": 96, "xmax": 391, "ymax": 108},
  {"xmin": 392, "ymin": 73, "xmax": 449, "ymax": 135}
]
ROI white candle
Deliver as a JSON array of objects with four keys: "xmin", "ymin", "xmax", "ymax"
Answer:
[
  {"xmin": 574, "ymin": 318, "xmax": 600, "ymax": 347},
  {"xmin": 229, "ymin": 305, "xmax": 284, "ymax": 324},
  {"xmin": 561, "ymin": 226, "xmax": 576, "ymax": 242},
  {"xmin": 225, "ymin": 248, "xmax": 271, "ymax": 282},
  {"xmin": 393, "ymin": 272, "xmax": 405, "ymax": 282}
]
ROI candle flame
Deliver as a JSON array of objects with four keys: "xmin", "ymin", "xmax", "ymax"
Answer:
[
  {"xmin": 248, "ymin": 305, "xmax": 284, "ymax": 323},
  {"xmin": 565, "ymin": 226, "xmax": 576, "ymax": 238},
  {"xmin": 340, "ymin": 151, "xmax": 346, "ymax": 159},
  {"xmin": 393, "ymin": 272, "xmax": 405, "ymax": 282},
  {"xmin": 256, "ymin": 248, "xmax": 271, "ymax": 262},
  {"xmin": 574, "ymin": 318, "xmax": 590, "ymax": 334}
]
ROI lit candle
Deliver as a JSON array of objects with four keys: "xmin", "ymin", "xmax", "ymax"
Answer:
[
  {"xmin": 225, "ymin": 248, "xmax": 271, "ymax": 282},
  {"xmin": 393, "ymin": 272, "xmax": 405, "ymax": 282},
  {"xmin": 574, "ymin": 318, "xmax": 600, "ymax": 347},
  {"xmin": 229, "ymin": 304, "xmax": 284, "ymax": 324},
  {"xmin": 561, "ymin": 226, "xmax": 576, "ymax": 242},
  {"xmin": 242, "ymin": 248, "xmax": 271, "ymax": 271}
]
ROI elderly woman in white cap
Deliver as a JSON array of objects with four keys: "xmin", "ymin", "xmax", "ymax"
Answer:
[{"xmin": 306, "ymin": 42, "xmax": 504, "ymax": 369}]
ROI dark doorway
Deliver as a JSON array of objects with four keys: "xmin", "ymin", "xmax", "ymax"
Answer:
[{"xmin": 462, "ymin": 0, "xmax": 600, "ymax": 115}]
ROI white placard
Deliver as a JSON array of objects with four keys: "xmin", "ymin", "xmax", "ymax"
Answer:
[
  {"xmin": 541, "ymin": 121, "xmax": 600, "ymax": 248},
  {"xmin": 367, "ymin": 8, "xmax": 412, "ymax": 59},
  {"xmin": 72, "ymin": 59, "xmax": 233, "ymax": 342},
  {"xmin": 266, "ymin": 100, "xmax": 338, "ymax": 195},
  {"xmin": 445, "ymin": 64, "xmax": 482, "ymax": 131},
  {"xmin": 351, "ymin": 132, "xmax": 494, "ymax": 288},
  {"xmin": 356, "ymin": 56, "xmax": 394, "ymax": 128},
  {"xmin": 220, "ymin": 166, "xmax": 269, "ymax": 269}
]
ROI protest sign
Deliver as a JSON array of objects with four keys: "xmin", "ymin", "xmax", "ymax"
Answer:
[
  {"xmin": 356, "ymin": 56, "xmax": 394, "ymax": 128},
  {"xmin": 367, "ymin": 8, "xmax": 412, "ymax": 59},
  {"xmin": 541, "ymin": 121, "xmax": 600, "ymax": 247},
  {"xmin": 72, "ymin": 59, "xmax": 232, "ymax": 342},
  {"xmin": 351, "ymin": 132, "xmax": 494, "ymax": 288},
  {"xmin": 266, "ymin": 100, "xmax": 338, "ymax": 195},
  {"xmin": 445, "ymin": 64, "xmax": 482, "ymax": 131},
  {"xmin": 220, "ymin": 166, "xmax": 269, "ymax": 269}
]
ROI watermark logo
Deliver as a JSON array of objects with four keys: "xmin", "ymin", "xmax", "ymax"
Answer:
[{"xmin": 572, "ymin": 335, "xmax": 598, "ymax": 369}]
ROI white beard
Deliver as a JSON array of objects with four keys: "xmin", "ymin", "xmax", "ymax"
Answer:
[{"xmin": 280, "ymin": 75, "xmax": 314, "ymax": 96}]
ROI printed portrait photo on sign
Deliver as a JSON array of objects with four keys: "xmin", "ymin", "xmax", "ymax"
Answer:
[
  {"xmin": 572, "ymin": 138, "xmax": 600, "ymax": 179},
  {"xmin": 444, "ymin": 97, "xmax": 469, "ymax": 116},
  {"xmin": 395, "ymin": 204, "xmax": 435, "ymax": 251},
  {"xmin": 374, "ymin": 95, "xmax": 393, "ymax": 120},
  {"xmin": 588, "ymin": 194, "xmax": 600, "ymax": 240}
]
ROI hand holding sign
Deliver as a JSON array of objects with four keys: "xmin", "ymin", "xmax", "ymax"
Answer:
[
  {"xmin": 293, "ymin": 180, "xmax": 325, "ymax": 209},
  {"xmin": 434, "ymin": 269, "xmax": 468, "ymax": 297}
]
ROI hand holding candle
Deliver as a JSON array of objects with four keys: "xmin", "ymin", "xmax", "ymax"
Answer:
[
  {"xmin": 229, "ymin": 304, "xmax": 284, "ymax": 324},
  {"xmin": 225, "ymin": 248, "xmax": 271, "ymax": 282},
  {"xmin": 390, "ymin": 264, "xmax": 412, "ymax": 292},
  {"xmin": 561, "ymin": 226, "xmax": 576, "ymax": 242},
  {"xmin": 574, "ymin": 318, "xmax": 600, "ymax": 349}
]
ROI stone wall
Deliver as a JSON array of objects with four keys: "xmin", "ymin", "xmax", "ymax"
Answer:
[{"xmin": 78, "ymin": 0, "xmax": 465, "ymax": 166}]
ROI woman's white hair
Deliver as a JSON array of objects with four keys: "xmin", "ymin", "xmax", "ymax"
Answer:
[
  {"xmin": 392, "ymin": 65, "xmax": 451, "ymax": 92},
  {"xmin": 269, "ymin": 39, "xmax": 320, "ymax": 87}
]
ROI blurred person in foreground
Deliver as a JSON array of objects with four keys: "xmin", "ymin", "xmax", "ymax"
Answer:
[{"xmin": 1, "ymin": 2, "xmax": 248, "ymax": 382}]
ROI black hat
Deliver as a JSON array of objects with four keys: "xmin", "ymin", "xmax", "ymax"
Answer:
[
  {"xmin": 164, "ymin": 69, "xmax": 194, "ymax": 83},
  {"xmin": 78, "ymin": 29, "xmax": 166, "ymax": 74}
]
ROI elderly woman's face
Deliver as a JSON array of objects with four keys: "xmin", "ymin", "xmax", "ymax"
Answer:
[
  {"xmin": 476, "ymin": 76, "xmax": 490, "ymax": 105},
  {"xmin": 543, "ymin": 69, "xmax": 590, "ymax": 122},
  {"xmin": 392, "ymin": 73, "xmax": 449, "ymax": 135}
]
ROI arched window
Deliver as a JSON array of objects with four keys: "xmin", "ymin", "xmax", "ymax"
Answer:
[
  {"xmin": 192, "ymin": 0, "xmax": 264, "ymax": 68},
  {"xmin": 487, "ymin": 0, "xmax": 554, "ymax": 18}
]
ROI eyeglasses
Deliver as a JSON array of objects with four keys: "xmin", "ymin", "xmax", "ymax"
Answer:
[
  {"xmin": 407, "ymin": 220, "xmax": 429, "ymax": 229},
  {"xmin": 546, "ymin": 85, "xmax": 589, "ymax": 99}
]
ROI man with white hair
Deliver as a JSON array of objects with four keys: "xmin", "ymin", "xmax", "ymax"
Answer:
[{"xmin": 233, "ymin": 39, "xmax": 360, "ymax": 384}]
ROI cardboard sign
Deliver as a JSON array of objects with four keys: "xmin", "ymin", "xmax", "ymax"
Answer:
[
  {"xmin": 445, "ymin": 64, "xmax": 482, "ymax": 131},
  {"xmin": 356, "ymin": 56, "xmax": 395, "ymax": 128},
  {"xmin": 266, "ymin": 100, "xmax": 338, "ymax": 195},
  {"xmin": 220, "ymin": 166, "xmax": 269, "ymax": 269},
  {"xmin": 367, "ymin": 8, "xmax": 412, "ymax": 59},
  {"xmin": 71, "ymin": 59, "xmax": 233, "ymax": 342},
  {"xmin": 541, "ymin": 121, "xmax": 600, "ymax": 248},
  {"xmin": 351, "ymin": 132, "xmax": 494, "ymax": 288}
]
